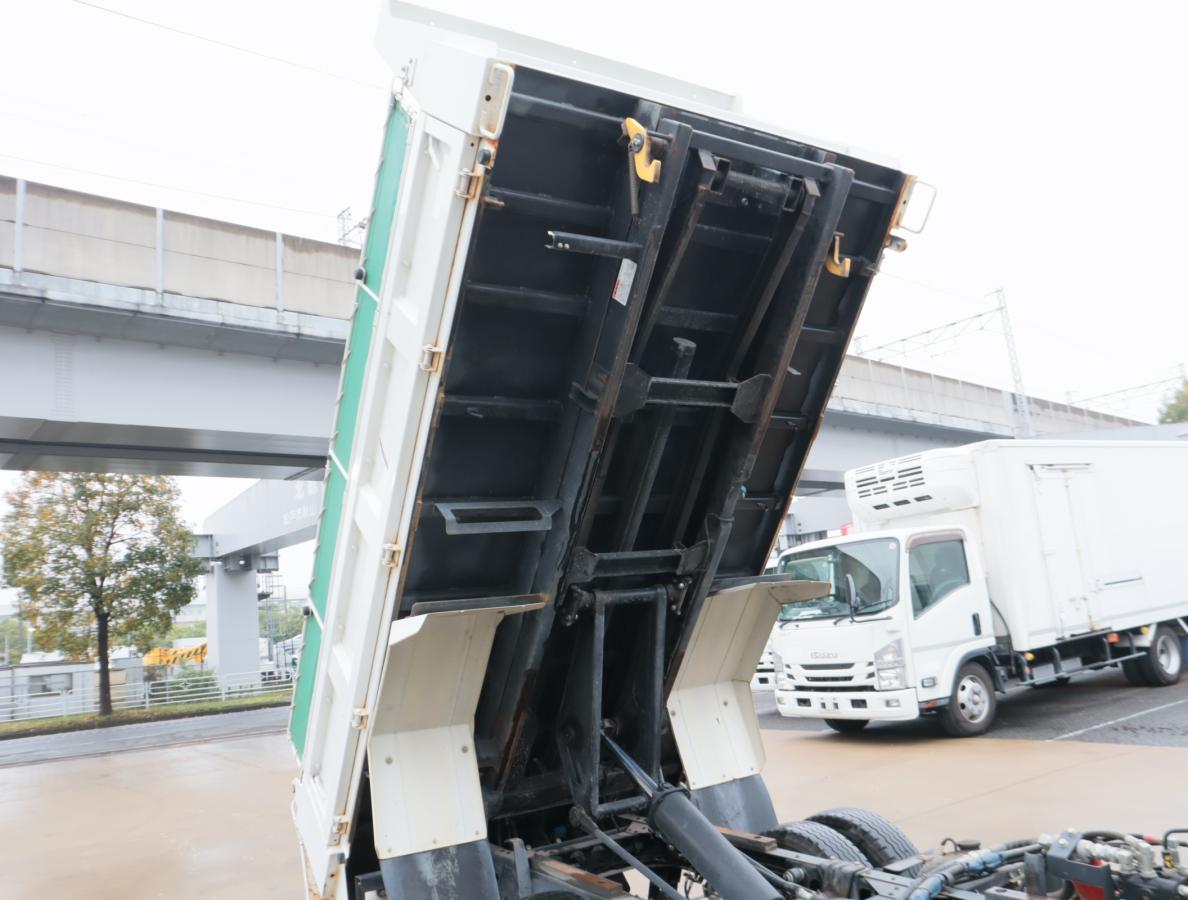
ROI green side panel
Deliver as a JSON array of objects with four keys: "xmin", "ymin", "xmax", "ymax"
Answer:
[
  {"xmin": 290, "ymin": 103, "xmax": 411, "ymax": 759},
  {"xmin": 332, "ymin": 103, "xmax": 412, "ymax": 466},
  {"xmin": 307, "ymin": 466, "xmax": 347, "ymax": 619},
  {"xmin": 289, "ymin": 614, "xmax": 323, "ymax": 757}
]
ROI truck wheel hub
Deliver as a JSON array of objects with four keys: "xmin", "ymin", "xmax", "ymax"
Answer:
[
  {"xmin": 957, "ymin": 675, "xmax": 989, "ymax": 722},
  {"xmin": 1156, "ymin": 633, "xmax": 1181, "ymax": 675}
]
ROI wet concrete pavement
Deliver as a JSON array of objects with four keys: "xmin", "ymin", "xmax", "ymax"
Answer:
[
  {"xmin": 1, "ymin": 731, "xmax": 302, "ymax": 899},
  {"xmin": 4, "ymin": 675, "xmax": 1188, "ymax": 898},
  {"xmin": 0, "ymin": 705, "xmax": 289, "ymax": 767}
]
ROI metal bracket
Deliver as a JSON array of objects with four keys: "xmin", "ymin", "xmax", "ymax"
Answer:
[
  {"xmin": 825, "ymin": 233, "xmax": 852, "ymax": 278},
  {"xmin": 418, "ymin": 344, "xmax": 444, "ymax": 373},
  {"xmin": 623, "ymin": 117, "xmax": 662, "ymax": 183},
  {"xmin": 614, "ymin": 365, "xmax": 771, "ymax": 422},
  {"xmin": 434, "ymin": 499, "xmax": 560, "ymax": 536},
  {"xmin": 455, "ymin": 166, "xmax": 484, "ymax": 200},
  {"xmin": 381, "ymin": 542, "xmax": 403, "ymax": 569},
  {"xmin": 566, "ymin": 542, "xmax": 709, "ymax": 585}
]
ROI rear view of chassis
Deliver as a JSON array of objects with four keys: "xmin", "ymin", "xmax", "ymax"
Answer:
[{"xmin": 353, "ymin": 798, "xmax": 1188, "ymax": 900}]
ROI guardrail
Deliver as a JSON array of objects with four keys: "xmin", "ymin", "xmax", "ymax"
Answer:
[
  {"xmin": 0, "ymin": 668, "xmax": 294, "ymax": 724},
  {"xmin": 0, "ymin": 175, "xmax": 357, "ymax": 319}
]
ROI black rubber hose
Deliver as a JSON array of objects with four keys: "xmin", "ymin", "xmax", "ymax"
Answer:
[
  {"xmin": 903, "ymin": 844, "xmax": 1038, "ymax": 900},
  {"xmin": 993, "ymin": 838, "xmax": 1040, "ymax": 852}
]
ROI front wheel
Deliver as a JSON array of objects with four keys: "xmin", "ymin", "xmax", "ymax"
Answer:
[
  {"xmin": 939, "ymin": 663, "xmax": 996, "ymax": 737},
  {"xmin": 824, "ymin": 718, "xmax": 869, "ymax": 734}
]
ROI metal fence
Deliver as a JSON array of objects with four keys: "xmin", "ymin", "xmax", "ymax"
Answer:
[{"xmin": 0, "ymin": 668, "xmax": 294, "ymax": 725}]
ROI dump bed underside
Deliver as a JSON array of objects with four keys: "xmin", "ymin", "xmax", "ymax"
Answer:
[{"xmin": 359, "ymin": 65, "xmax": 909, "ymax": 851}]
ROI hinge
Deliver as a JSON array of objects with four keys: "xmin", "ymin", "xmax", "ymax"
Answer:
[
  {"xmin": 455, "ymin": 166, "xmax": 483, "ymax": 200},
  {"xmin": 331, "ymin": 815, "xmax": 351, "ymax": 841},
  {"xmin": 418, "ymin": 345, "xmax": 444, "ymax": 373},
  {"xmin": 349, "ymin": 707, "xmax": 369, "ymax": 730},
  {"xmin": 382, "ymin": 542, "xmax": 403, "ymax": 568}
]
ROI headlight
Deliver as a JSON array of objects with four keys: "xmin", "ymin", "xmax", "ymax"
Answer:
[
  {"xmin": 874, "ymin": 640, "xmax": 905, "ymax": 690},
  {"xmin": 771, "ymin": 651, "xmax": 787, "ymax": 687},
  {"xmin": 874, "ymin": 639, "xmax": 903, "ymax": 667},
  {"xmin": 876, "ymin": 666, "xmax": 906, "ymax": 690}
]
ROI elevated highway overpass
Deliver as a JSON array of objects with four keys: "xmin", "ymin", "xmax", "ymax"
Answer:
[
  {"xmin": 0, "ymin": 176, "xmax": 1137, "ymax": 484},
  {"xmin": 0, "ymin": 174, "xmax": 1146, "ymax": 673}
]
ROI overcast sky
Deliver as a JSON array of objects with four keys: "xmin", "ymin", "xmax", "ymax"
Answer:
[{"xmin": 2, "ymin": 0, "xmax": 1187, "ymax": 610}]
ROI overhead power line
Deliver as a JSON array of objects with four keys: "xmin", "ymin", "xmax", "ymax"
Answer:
[
  {"xmin": 858, "ymin": 307, "xmax": 1000, "ymax": 361},
  {"xmin": 1070, "ymin": 368, "xmax": 1187, "ymax": 408},
  {"xmin": 70, "ymin": 0, "xmax": 388, "ymax": 92},
  {"xmin": 857, "ymin": 289, "xmax": 1034, "ymax": 436}
]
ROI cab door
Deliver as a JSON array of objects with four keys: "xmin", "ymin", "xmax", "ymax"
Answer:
[{"xmin": 906, "ymin": 531, "xmax": 993, "ymax": 701}]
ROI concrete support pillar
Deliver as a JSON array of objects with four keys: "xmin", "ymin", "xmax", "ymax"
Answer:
[{"xmin": 206, "ymin": 563, "xmax": 260, "ymax": 680}]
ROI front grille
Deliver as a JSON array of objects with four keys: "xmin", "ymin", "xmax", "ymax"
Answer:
[{"xmin": 783, "ymin": 660, "xmax": 874, "ymax": 692}]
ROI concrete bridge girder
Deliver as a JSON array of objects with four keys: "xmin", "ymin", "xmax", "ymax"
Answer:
[{"xmin": 196, "ymin": 478, "xmax": 325, "ymax": 677}]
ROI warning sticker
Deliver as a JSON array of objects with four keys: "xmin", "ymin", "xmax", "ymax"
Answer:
[{"xmin": 612, "ymin": 258, "xmax": 637, "ymax": 305}]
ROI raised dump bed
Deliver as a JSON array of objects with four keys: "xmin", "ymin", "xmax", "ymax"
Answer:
[{"xmin": 290, "ymin": 4, "xmax": 930, "ymax": 898}]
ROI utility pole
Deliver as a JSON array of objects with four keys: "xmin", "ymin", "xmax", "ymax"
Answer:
[{"xmin": 993, "ymin": 289, "xmax": 1034, "ymax": 437}]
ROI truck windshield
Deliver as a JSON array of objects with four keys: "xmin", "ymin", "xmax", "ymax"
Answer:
[{"xmin": 776, "ymin": 539, "xmax": 900, "ymax": 622}]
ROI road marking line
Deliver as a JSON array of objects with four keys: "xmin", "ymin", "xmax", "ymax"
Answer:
[{"xmin": 1048, "ymin": 696, "xmax": 1188, "ymax": 742}]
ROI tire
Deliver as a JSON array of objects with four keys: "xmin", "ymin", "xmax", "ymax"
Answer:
[
  {"xmin": 824, "ymin": 718, "xmax": 869, "ymax": 734},
  {"xmin": 1122, "ymin": 658, "xmax": 1151, "ymax": 686},
  {"xmin": 1137, "ymin": 626, "xmax": 1183, "ymax": 687},
  {"xmin": 939, "ymin": 663, "xmax": 997, "ymax": 737},
  {"xmin": 768, "ymin": 820, "xmax": 870, "ymax": 864},
  {"xmin": 808, "ymin": 807, "xmax": 921, "ymax": 876}
]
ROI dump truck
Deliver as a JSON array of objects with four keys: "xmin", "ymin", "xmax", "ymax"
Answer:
[
  {"xmin": 289, "ymin": 4, "xmax": 1188, "ymax": 899},
  {"xmin": 770, "ymin": 439, "xmax": 1188, "ymax": 736}
]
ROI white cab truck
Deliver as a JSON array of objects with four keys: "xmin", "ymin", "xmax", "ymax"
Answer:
[{"xmin": 771, "ymin": 439, "xmax": 1188, "ymax": 736}]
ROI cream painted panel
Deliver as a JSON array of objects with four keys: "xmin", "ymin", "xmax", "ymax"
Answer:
[{"xmin": 669, "ymin": 580, "xmax": 829, "ymax": 789}]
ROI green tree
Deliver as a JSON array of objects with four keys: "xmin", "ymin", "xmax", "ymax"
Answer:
[
  {"xmin": 0, "ymin": 615, "xmax": 25, "ymax": 664},
  {"xmin": 1158, "ymin": 380, "xmax": 1188, "ymax": 423},
  {"xmin": 1, "ymin": 473, "xmax": 205, "ymax": 715},
  {"xmin": 167, "ymin": 621, "xmax": 207, "ymax": 642},
  {"xmin": 260, "ymin": 604, "xmax": 304, "ymax": 643}
]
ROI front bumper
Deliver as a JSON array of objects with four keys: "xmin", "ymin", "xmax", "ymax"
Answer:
[{"xmin": 774, "ymin": 686, "xmax": 919, "ymax": 721}]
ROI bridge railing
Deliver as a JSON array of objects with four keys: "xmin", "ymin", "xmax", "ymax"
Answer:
[
  {"xmin": 0, "ymin": 667, "xmax": 294, "ymax": 725},
  {"xmin": 0, "ymin": 175, "xmax": 357, "ymax": 319},
  {"xmin": 835, "ymin": 355, "xmax": 1140, "ymax": 435}
]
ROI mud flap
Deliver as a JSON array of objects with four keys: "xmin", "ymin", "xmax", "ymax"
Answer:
[
  {"xmin": 369, "ymin": 599, "xmax": 542, "ymax": 900},
  {"xmin": 669, "ymin": 579, "xmax": 829, "ymax": 832}
]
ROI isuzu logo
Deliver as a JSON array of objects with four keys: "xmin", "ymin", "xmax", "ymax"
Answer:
[{"xmin": 810, "ymin": 650, "xmax": 839, "ymax": 659}]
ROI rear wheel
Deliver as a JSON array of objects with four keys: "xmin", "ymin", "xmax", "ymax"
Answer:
[
  {"xmin": 768, "ymin": 820, "xmax": 870, "ymax": 864},
  {"xmin": 807, "ymin": 807, "xmax": 921, "ymax": 875},
  {"xmin": 1137, "ymin": 626, "xmax": 1183, "ymax": 687},
  {"xmin": 1122, "ymin": 658, "xmax": 1151, "ymax": 686},
  {"xmin": 824, "ymin": 718, "xmax": 869, "ymax": 734},
  {"xmin": 939, "ymin": 663, "xmax": 996, "ymax": 737}
]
